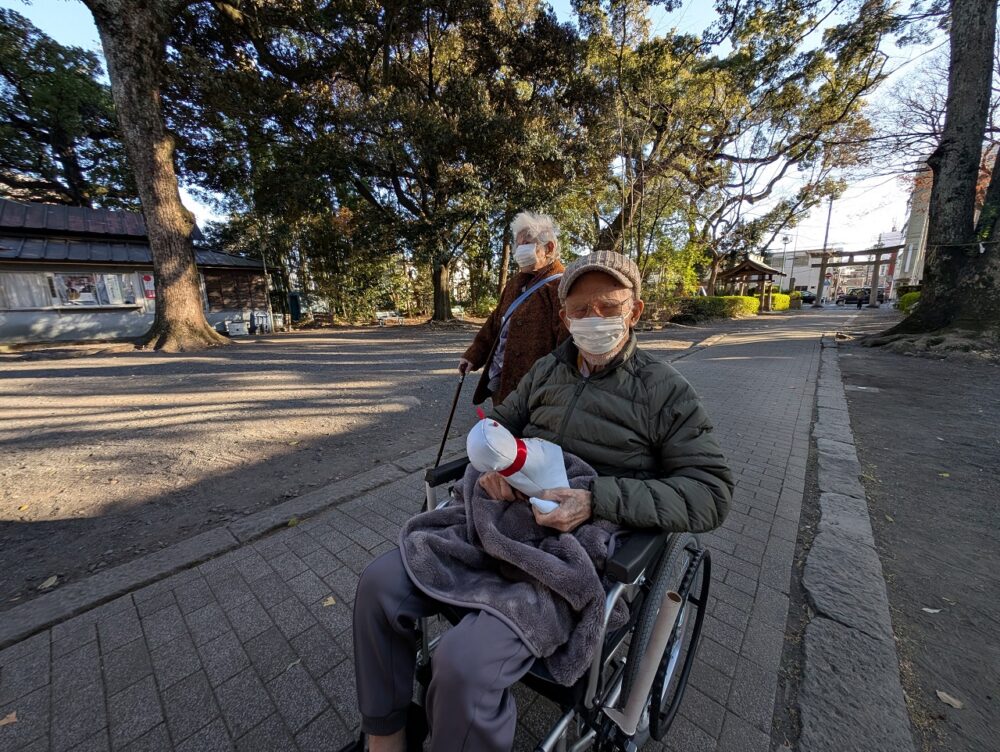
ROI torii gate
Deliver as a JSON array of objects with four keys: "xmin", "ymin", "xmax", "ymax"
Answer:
[{"xmin": 810, "ymin": 244, "xmax": 903, "ymax": 307}]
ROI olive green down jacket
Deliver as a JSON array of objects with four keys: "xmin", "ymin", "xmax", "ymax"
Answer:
[{"xmin": 489, "ymin": 334, "xmax": 733, "ymax": 532}]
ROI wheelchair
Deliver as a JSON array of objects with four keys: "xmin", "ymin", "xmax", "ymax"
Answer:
[{"xmin": 412, "ymin": 456, "xmax": 714, "ymax": 752}]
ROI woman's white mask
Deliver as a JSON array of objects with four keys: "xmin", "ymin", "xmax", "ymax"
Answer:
[
  {"xmin": 514, "ymin": 243, "xmax": 539, "ymax": 268},
  {"xmin": 568, "ymin": 315, "xmax": 628, "ymax": 355}
]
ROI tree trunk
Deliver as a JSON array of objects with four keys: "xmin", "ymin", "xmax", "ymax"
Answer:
[
  {"xmin": 888, "ymin": 0, "xmax": 998, "ymax": 335},
  {"xmin": 953, "ymin": 149, "xmax": 1000, "ymax": 329},
  {"xmin": 85, "ymin": 0, "xmax": 227, "ymax": 352},
  {"xmin": 53, "ymin": 134, "xmax": 92, "ymax": 208},
  {"xmin": 595, "ymin": 217, "xmax": 626, "ymax": 253},
  {"xmin": 706, "ymin": 254, "xmax": 722, "ymax": 295},
  {"xmin": 497, "ymin": 210, "xmax": 513, "ymax": 297},
  {"xmin": 432, "ymin": 258, "xmax": 452, "ymax": 321}
]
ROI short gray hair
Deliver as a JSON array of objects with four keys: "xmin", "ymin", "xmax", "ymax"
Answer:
[{"xmin": 511, "ymin": 211, "xmax": 560, "ymax": 261}]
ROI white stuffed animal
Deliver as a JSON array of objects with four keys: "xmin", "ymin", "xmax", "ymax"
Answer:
[{"xmin": 466, "ymin": 418, "xmax": 567, "ymax": 513}]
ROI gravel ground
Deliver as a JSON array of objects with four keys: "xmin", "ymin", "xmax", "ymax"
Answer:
[
  {"xmin": 839, "ymin": 311, "xmax": 1000, "ymax": 752},
  {"xmin": 0, "ymin": 323, "xmax": 709, "ymax": 610}
]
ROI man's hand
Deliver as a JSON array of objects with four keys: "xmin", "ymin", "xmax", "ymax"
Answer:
[
  {"xmin": 533, "ymin": 488, "xmax": 593, "ymax": 532},
  {"xmin": 478, "ymin": 471, "xmax": 516, "ymax": 501},
  {"xmin": 458, "ymin": 357, "xmax": 474, "ymax": 375}
]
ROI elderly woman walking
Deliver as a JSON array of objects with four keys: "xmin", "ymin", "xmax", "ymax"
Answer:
[{"xmin": 458, "ymin": 211, "xmax": 568, "ymax": 405}]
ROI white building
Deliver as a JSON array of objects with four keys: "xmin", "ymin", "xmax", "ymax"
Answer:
[
  {"xmin": 764, "ymin": 246, "xmax": 844, "ymax": 298},
  {"xmin": 896, "ymin": 174, "xmax": 931, "ymax": 288}
]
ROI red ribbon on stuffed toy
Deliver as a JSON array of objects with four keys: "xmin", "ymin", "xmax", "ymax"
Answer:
[{"xmin": 498, "ymin": 437, "xmax": 528, "ymax": 477}]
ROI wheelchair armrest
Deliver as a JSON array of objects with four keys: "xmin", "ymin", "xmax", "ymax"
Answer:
[
  {"xmin": 606, "ymin": 530, "xmax": 670, "ymax": 584},
  {"xmin": 424, "ymin": 456, "xmax": 471, "ymax": 488}
]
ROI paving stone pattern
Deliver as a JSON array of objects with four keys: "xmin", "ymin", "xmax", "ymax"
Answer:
[{"xmin": 0, "ymin": 320, "xmax": 824, "ymax": 752}]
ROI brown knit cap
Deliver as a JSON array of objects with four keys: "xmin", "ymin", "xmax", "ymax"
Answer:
[{"xmin": 558, "ymin": 250, "xmax": 641, "ymax": 302}]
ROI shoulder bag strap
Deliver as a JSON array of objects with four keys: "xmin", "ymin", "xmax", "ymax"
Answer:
[{"xmin": 499, "ymin": 273, "xmax": 563, "ymax": 331}]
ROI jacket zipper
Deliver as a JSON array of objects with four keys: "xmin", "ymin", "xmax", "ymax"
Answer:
[
  {"xmin": 552, "ymin": 333, "xmax": 637, "ymax": 441},
  {"xmin": 557, "ymin": 377, "xmax": 588, "ymax": 443}
]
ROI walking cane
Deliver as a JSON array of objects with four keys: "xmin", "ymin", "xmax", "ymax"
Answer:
[{"xmin": 433, "ymin": 372, "xmax": 466, "ymax": 469}]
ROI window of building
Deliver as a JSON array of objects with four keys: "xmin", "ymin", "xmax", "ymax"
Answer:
[
  {"xmin": 97, "ymin": 273, "xmax": 139, "ymax": 305},
  {"xmin": 0, "ymin": 272, "xmax": 55, "ymax": 309},
  {"xmin": 0, "ymin": 271, "xmax": 141, "ymax": 310},
  {"xmin": 53, "ymin": 272, "xmax": 139, "ymax": 306}
]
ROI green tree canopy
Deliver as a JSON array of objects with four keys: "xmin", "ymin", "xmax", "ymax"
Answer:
[
  {"xmin": 157, "ymin": 0, "xmax": 905, "ymax": 322},
  {"xmin": 0, "ymin": 8, "xmax": 136, "ymax": 207}
]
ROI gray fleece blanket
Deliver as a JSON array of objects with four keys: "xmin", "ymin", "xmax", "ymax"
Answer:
[{"xmin": 399, "ymin": 452, "xmax": 628, "ymax": 686}]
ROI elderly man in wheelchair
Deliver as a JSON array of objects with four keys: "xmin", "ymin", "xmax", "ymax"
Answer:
[{"xmin": 342, "ymin": 251, "xmax": 734, "ymax": 752}]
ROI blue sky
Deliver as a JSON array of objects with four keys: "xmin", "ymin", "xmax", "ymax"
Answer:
[
  {"xmin": 3, "ymin": 0, "xmax": 923, "ymax": 252},
  {"xmin": 2, "ymin": 0, "xmax": 102, "ymax": 51}
]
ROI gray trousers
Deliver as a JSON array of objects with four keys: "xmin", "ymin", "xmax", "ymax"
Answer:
[{"xmin": 354, "ymin": 549, "xmax": 535, "ymax": 751}]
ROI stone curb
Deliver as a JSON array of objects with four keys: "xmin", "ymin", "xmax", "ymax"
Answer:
[
  {"xmin": 796, "ymin": 332, "xmax": 915, "ymax": 752},
  {"xmin": 0, "ymin": 436, "xmax": 465, "ymax": 650}
]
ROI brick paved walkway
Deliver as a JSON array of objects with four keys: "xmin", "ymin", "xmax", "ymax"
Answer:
[{"xmin": 0, "ymin": 314, "xmax": 836, "ymax": 752}]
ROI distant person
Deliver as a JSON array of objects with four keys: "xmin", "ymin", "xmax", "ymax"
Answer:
[
  {"xmin": 856, "ymin": 293, "xmax": 864, "ymax": 310},
  {"xmin": 458, "ymin": 211, "xmax": 568, "ymax": 405}
]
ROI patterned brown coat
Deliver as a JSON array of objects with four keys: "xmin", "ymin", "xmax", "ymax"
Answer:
[{"xmin": 462, "ymin": 260, "xmax": 568, "ymax": 405}]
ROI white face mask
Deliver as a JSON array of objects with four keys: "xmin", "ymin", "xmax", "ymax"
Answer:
[
  {"xmin": 514, "ymin": 243, "xmax": 539, "ymax": 268},
  {"xmin": 568, "ymin": 315, "xmax": 628, "ymax": 355}
]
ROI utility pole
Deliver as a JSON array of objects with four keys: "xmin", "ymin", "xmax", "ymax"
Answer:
[
  {"xmin": 812, "ymin": 198, "xmax": 834, "ymax": 308},
  {"xmin": 782, "ymin": 234, "xmax": 791, "ymax": 291}
]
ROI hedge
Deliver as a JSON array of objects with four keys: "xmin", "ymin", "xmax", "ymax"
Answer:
[
  {"xmin": 675, "ymin": 296, "xmax": 761, "ymax": 321},
  {"xmin": 899, "ymin": 291, "xmax": 921, "ymax": 314},
  {"xmin": 771, "ymin": 293, "xmax": 790, "ymax": 312}
]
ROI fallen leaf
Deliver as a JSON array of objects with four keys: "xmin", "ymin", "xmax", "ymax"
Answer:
[
  {"xmin": 0, "ymin": 711, "xmax": 16, "ymax": 727},
  {"xmin": 38, "ymin": 575, "xmax": 58, "ymax": 591},
  {"xmin": 17, "ymin": 504, "xmax": 28, "ymax": 511},
  {"xmin": 884, "ymin": 514, "xmax": 895, "ymax": 523},
  {"xmin": 936, "ymin": 690, "xmax": 963, "ymax": 709},
  {"xmin": 322, "ymin": 596, "xmax": 337, "ymax": 607},
  {"xmin": 287, "ymin": 517, "xmax": 299, "ymax": 527},
  {"xmin": 942, "ymin": 597, "xmax": 957, "ymax": 605},
  {"xmin": 938, "ymin": 472, "xmax": 950, "ymax": 478},
  {"xmin": 288, "ymin": 441, "xmax": 300, "ymax": 446},
  {"xmin": 921, "ymin": 608, "xmax": 941, "ymax": 614}
]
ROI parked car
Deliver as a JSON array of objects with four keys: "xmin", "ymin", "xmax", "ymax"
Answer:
[
  {"xmin": 836, "ymin": 287, "xmax": 885, "ymax": 305},
  {"xmin": 798, "ymin": 290, "xmax": 817, "ymax": 304}
]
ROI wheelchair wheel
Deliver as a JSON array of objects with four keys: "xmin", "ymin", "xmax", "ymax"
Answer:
[{"xmin": 620, "ymin": 532, "xmax": 709, "ymax": 745}]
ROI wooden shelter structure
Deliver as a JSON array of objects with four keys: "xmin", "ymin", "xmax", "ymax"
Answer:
[{"xmin": 716, "ymin": 258, "xmax": 786, "ymax": 311}]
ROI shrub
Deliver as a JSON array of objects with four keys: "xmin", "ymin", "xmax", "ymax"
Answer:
[
  {"xmin": 789, "ymin": 290, "xmax": 802, "ymax": 299},
  {"xmin": 771, "ymin": 293, "xmax": 790, "ymax": 311},
  {"xmin": 899, "ymin": 291, "xmax": 921, "ymax": 314},
  {"xmin": 673, "ymin": 295, "xmax": 760, "ymax": 322},
  {"xmin": 639, "ymin": 297, "xmax": 686, "ymax": 326},
  {"xmin": 465, "ymin": 294, "xmax": 498, "ymax": 318}
]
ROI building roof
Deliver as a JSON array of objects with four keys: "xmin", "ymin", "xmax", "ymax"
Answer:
[
  {"xmin": 1, "ymin": 197, "xmax": 148, "ymax": 239},
  {"xmin": 0, "ymin": 197, "xmax": 204, "ymax": 241},
  {"xmin": 717, "ymin": 258, "xmax": 786, "ymax": 279},
  {"xmin": 0, "ymin": 236, "xmax": 263, "ymax": 270}
]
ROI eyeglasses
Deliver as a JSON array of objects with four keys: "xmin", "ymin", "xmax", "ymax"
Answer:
[{"xmin": 565, "ymin": 298, "xmax": 633, "ymax": 320}]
